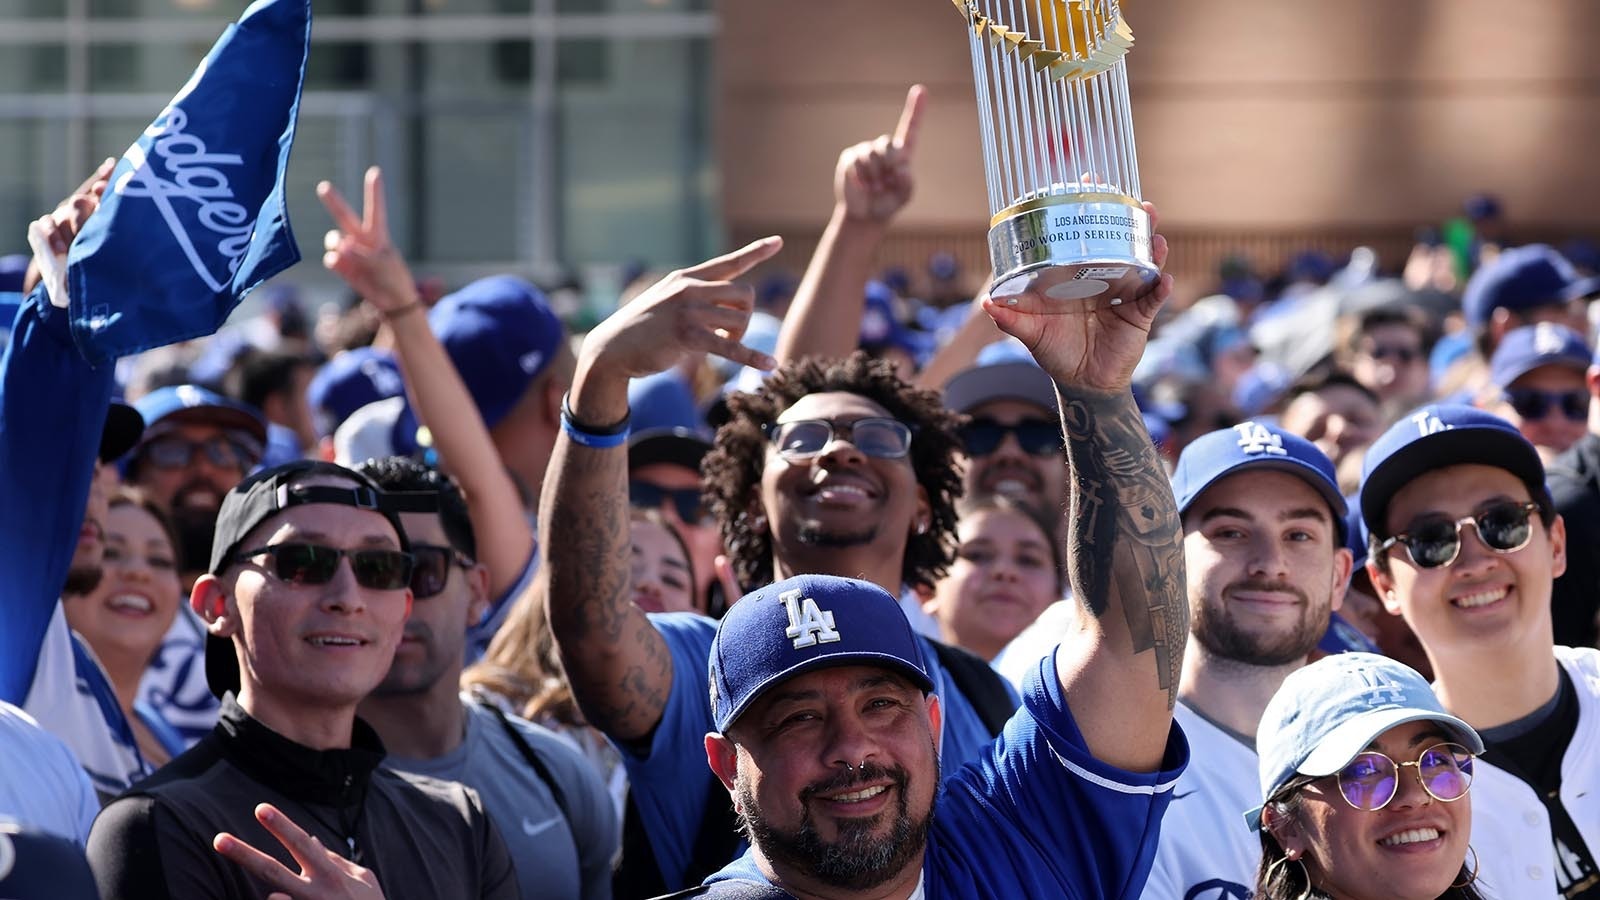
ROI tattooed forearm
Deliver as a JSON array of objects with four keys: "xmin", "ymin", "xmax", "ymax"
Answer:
[
  {"xmin": 541, "ymin": 435, "xmax": 674, "ymax": 739},
  {"xmin": 1058, "ymin": 388, "xmax": 1187, "ymax": 707}
]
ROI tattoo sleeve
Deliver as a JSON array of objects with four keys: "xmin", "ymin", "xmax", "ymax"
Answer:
[
  {"xmin": 1057, "ymin": 387, "xmax": 1187, "ymax": 708},
  {"xmin": 540, "ymin": 434, "xmax": 674, "ymax": 741}
]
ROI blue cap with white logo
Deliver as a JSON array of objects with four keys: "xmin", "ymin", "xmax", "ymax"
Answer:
[
  {"xmin": 708, "ymin": 574, "xmax": 934, "ymax": 734},
  {"xmin": 1170, "ymin": 423, "xmax": 1347, "ymax": 540},
  {"xmin": 429, "ymin": 275, "xmax": 565, "ymax": 430},
  {"xmin": 1245, "ymin": 652, "xmax": 1483, "ymax": 831},
  {"xmin": 307, "ymin": 347, "xmax": 405, "ymax": 439},
  {"xmin": 133, "ymin": 384, "xmax": 267, "ymax": 448},
  {"xmin": 1358, "ymin": 404, "xmax": 1549, "ymax": 539},
  {"xmin": 1487, "ymin": 322, "xmax": 1591, "ymax": 389}
]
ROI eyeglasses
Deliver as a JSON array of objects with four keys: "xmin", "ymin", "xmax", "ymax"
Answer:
[
  {"xmin": 234, "ymin": 543, "xmax": 414, "ymax": 591},
  {"xmin": 140, "ymin": 432, "xmax": 262, "ymax": 471},
  {"xmin": 766, "ymin": 417, "xmax": 914, "ymax": 461},
  {"xmin": 410, "ymin": 544, "xmax": 474, "ymax": 599},
  {"xmin": 958, "ymin": 417, "xmax": 1063, "ymax": 457},
  {"xmin": 630, "ymin": 481, "xmax": 708, "ymax": 524},
  {"xmin": 1366, "ymin": 344, "xmax": 1420, "ymax": 364},
  {"xmin": 1377, "ymin": 500, "xmax": 1542, "ymax": 569},
  {"xmin": 1502, "ymin": 388, "xmax": 1588, "ymax": 422},
  {"xmin": 1331, "ymin": 742, "xmax": 1475, "ymax": 811}
]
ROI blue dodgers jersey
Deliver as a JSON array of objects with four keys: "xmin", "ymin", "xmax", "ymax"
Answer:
[
  {"xmin": 704, "ymin": 649, "xmax": 1190, "ymax": 899},
  {"xmin": 626, "ymin": 612, "xmax": 1021, "ymax": 891}
]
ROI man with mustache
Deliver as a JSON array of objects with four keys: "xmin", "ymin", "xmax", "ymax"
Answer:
[
  {"xmin": 1143, "ymin": 422, "xmax": 1353, "ymax": 899},
  {"xmin": 127, "ymin": 385, "xmax": 267, "ymax": 590}
]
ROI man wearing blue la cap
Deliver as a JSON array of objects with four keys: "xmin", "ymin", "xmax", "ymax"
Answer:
[
  {"xmin": 1481, "ymin": 322, "xmax": 1591, "ymax": 463},
  {"xmin": 1145, "ymin": 422, "xmax": 1355, "ymax": 900},
  {"xmin": 689, "ymin": 573, "xmax": 1185, "ymax": 899},
  {"xmin": 1361, "ymin": 404, "xmax": 1600, "ymax": 898},
  {"xmin": 128, "ymin": 384, "xmax": 267, "ymax": 588}
]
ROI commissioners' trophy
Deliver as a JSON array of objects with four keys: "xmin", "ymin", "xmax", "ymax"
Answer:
[{"xmin": 953, "ymin": 0, "xmax": 1156, "ymax": 306}]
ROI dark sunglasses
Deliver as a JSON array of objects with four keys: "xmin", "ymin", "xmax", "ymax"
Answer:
[
  {"xmin": 1330, "ymin": 742, "xmax": 1475, "ymax": 811},
  {"xmin": 234, "ymin": 543, "xmax": 414, "ymax": 591},
  {"xmin": 1503, "ymin": 388, "xmax": 1588, "ymax": 422},
  {"xmin": 410, "ymin": 544, "xmax": 474, "ymax": 599},
  {"xmin": 766, "ymin": 417, "xmax": 914, "ymax": 461},
  {"xmin": 141, "ymin": 432, "xmax": 262, "ymax": 471},
  {"xmin": 1367, "ymin": 344, "xmax": 1420, "ymax": 364},
  {"xmin": 958, "ymin": 417, "xmax": 1063, "ymax": 457},
  {"xmin": 1377, "ymin": 500, "xmax": 1541, "ymax": 569},
  {"xmin": 630, "ymin": 481, "xmax": 707, "ymax": 524}
]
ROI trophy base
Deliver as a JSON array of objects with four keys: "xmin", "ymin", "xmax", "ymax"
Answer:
[{"xmin": 987, "ymin": 198, "xmax": 1159, "ymax": 306}]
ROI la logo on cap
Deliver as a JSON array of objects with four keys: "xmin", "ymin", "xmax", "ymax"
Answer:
[
  {"xmin": 1233, "ymin": 422, "xmax": 1286, "ymax": 456},
  {"xmin": 782, "ymin": 588, "xmax": 840, "ymax": 649},
  {"xmin": 1349, "ymin": 664, "xmax": 1406, "ymax": 709},
  {"xmin": 1409, "ymin": 409, "xmax": 1454, "ymax": 437},
  {"xmin": 1534, "ymin": 322, "xmax": 1568, "ymax": 354}
]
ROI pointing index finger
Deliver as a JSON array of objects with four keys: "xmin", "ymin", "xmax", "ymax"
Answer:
[
  {"xmin": 891, "ymin": 84, "xmax": 926, "ymax": 156},
  {"xmin": 683, "ymin": 236, "xmax": 784, "ymax": 282}
]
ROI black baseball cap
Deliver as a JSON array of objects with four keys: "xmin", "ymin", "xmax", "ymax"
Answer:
[
  {"xmin": 100, "ymin": 402, "xmax": 145, "ymax": 463},
  {"xmin": 628, "ymin": 426, "xmax": 712, "ymax": 474},
  {"xmin": 202, "ymin": 460, "xmax": 412, "ymax": 698}
]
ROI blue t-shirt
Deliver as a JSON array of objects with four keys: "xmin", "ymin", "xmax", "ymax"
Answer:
[
  {"xmin": 625, "ymin": 612, "xmax": 1021, "ymax": 890},
  {"xmin": 704, "ymin": 647, "xmax": 1189, "ymax": 899}
]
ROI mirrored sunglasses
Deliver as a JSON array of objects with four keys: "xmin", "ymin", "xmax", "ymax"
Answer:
[
  {"xmin": 1377, "ymin": 500, "xmax": 1541, "ymax": 569},
  {"xmin": 1333, "ymin": 742, "xmax": 1475, "ymax": 811}
]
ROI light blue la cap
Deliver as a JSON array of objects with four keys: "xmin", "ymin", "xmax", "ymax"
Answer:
[{"xmin": 1244, "ymin": 652, "xmax": 1484, "ymax": 831}]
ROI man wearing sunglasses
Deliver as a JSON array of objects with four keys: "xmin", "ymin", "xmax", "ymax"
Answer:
[
  {"xmin": 1144, "ymin": 422, "xmax": 1354, "ymax": 899},
  {"xmin": 942, "ymin": 350, "xmax": 1066, "ymax": 526},
  {"xmin": 128, "ymin": 384, "xmax": 268, "ymax": 590},
  {"xmin": 1481, "ymin": 323, "xmax": 1591, "ymax": 465},
  {"xmin": 355, "ymin": 457, "xmax": 618, "ymax": 900},
  {"xmin": 87, "ymin": 459, "xmax": 518, "ymax": 899},
  {"xmin": 1361, "ymin": 404, "xmax": 1600, "ymax": 899}
]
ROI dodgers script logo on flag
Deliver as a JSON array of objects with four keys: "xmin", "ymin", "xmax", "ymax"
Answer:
[{"xmin": 65, "ymin": 0, "xmax": 310, "ymax": 366}]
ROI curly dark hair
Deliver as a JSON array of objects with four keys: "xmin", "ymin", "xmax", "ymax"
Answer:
[{"xmin": 702, "ymin": 352, "xmax": 964, "ymax": 593}]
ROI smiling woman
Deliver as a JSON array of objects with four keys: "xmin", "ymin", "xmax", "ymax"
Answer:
[
  {"xmin": 1250, "ymin": 653, "xmax": 1489, "ymax": 900},
  {"xmin": 64, "ymin": 487, "xmax": 187, "ymax": 767}
]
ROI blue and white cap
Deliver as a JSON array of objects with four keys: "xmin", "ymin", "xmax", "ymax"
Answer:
[
  {"xmin": 1170, "ymin": 422, "xmax": 1347, "ymax": 540},
  {"xmin": 1488, "ymin": 322, "xmax": 1591, "ymax": 389},
  {"xmin": 708, "ymin": 574, "xmax": 933, "ymax": 734},
  {"xmin": 1246, "ymin": 652, "xmax": 1483, "ymax": 830},
  {"xmin": 1358, "ymin": 404, "xmax": 1549, "ymax": 539}
]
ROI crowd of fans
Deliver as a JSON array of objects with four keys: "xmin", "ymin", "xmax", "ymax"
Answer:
[{"xmin": 2, "ymin": 79, "xmax": 1599, "ymax": 900}]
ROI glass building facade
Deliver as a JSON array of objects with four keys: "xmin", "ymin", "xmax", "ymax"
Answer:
[{"xmin": 0, "ymin": 0, "xmax": 720, "ymax": 289}]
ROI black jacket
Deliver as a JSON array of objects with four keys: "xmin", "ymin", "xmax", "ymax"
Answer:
[
  {"xmin": 86, "ymin": 696, "xmax": 517, "ymax": 900},
  {"xmin": 1548, "ymin": 432, "xmax": 1600, "ymax": 649}
]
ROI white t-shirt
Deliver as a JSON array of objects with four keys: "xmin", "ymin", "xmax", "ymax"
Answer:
[{"xmin": 1141, "ymin": 702, "xmax": 1262, "ymax": 899}]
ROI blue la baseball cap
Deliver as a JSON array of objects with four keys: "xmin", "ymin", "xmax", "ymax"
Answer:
[
  {"xmin": 943, "ymin": 341, "xmax": 1058, "ymax": 416},
  {"xmin": 1170, "ymin": 422, "xmax": 1347, "ymax": 540},
  {"xmin": 133, "ymin": 384, "xmax": 268, "ymax": 447},
  {"xmin": 1462, "ymin": 244, "xmax": 1579, "ymax": 330},
  {"xmin": 307, "ymin": 347, "xmax": 405, "ymax": 439},
  {"xmin": 708, "ymin": 574, "xmax": 934, "ymax": 734},
  {"xmin": 1487, "ymin": 322, "xmax": 1591, "ymax": 389},
  {"xmin": 1245, "ymin": 652, "xmax": 1483, "ymax": 831},
  {"xmin": 1358, "ymin": 404, "xmax": 1550, "ymax": 539},
  {"xmin": 429, "ymin": 275, "xmax": 565, "ymax": 430}
]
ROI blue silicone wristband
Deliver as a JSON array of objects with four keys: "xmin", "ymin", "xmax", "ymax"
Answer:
[{"xmin": 561, "ymin": 409, "xmax": 630, "ymax": 448}]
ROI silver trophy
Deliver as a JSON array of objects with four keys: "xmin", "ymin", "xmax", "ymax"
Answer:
[{"xmin": 955, "ymin": 0, "xmax": 1156, "ymax": 306}]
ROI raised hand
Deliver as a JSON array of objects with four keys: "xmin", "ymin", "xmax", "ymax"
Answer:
[
  {"xmin": 316, "ymin": 167, "xmax": 420, "ymax": 317},
  {"xmin": 213, "ymin": 803, "xmax": 385, "ymax": 900},
  {"xmin": 23, "ymin": 157, "xmax": 117, "ymax": 295},
  {"xmin": 581, "ymin": 237, "xmax": 783, "ymax": 380},
  {"xmin": 982, "ymin": 201, "xmax": 1173, "ymax": 393},
  {"xmin": 835, "ymin": 85, "xmax": 925, "ymax": 225}
]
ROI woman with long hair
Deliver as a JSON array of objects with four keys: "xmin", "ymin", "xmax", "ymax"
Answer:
[
  {"xmin": 1250, "ymin": 653, "xmax": 1489, "ymax": 900},
  {"xmin": 63, "ymin": 486, "xmax": 188, "ymax": 767}
]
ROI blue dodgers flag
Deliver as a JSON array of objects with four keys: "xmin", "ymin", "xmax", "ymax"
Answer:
[{"xmin": 65, "ymin": 0, "xmax": 310, "ymax": 366}]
